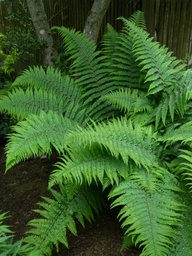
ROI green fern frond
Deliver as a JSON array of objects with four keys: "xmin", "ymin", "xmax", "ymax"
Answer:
[
  {"xmin": 155, "ymin": 85, "xmax": 187, "ymax": 128},
  {"xmin": 102, "ymin": 23, "xmax": 119, "ymax": 61},
  {"xmin": 181, "ymin": 69, "xmax": 192, "ymax": 101},
  {"xmin": 0, "ymin": 212, "xmax": 32, "ymax": 255},
  {"xmin": 109, "ymin": 171, "xmax": 183, "ymax": 256},
  {"xmin": 101, "ymin": 88, "xmax": 152, "ymax": 114},
  {"xmin": 177, "ymin": 70, "xmax": 192, "ymax": 121},
  {"xmin": 103, "ymin": 11, "xmax": 146, "ymax": 89},
  {"xmin": 161, "ymin": 121, "xmax": 192, "ymax": 145},
  {"xmin": 49, "ymin": 144, "xmax": 129, "ymax": 188},
  {"xmin": 25, "ymin": 184, "xmax": 104, "ymax": 255},
  {"xmin": 121, "ymin": 18, "xmax": 185, "ymax": 94},
  {"xmin": 10, "ymin": 66, "xmax": 82, "ymax": 110},
  {"xmin": 129, "ymin": 111, "xmax": 155, "ymax": 126},
  {"xmin": 0, "ymin": 66, "xmax": 86, "ymax": 123},
  {"xmin": 12, "ymin": 67, "xmax": 81, "ymax": 103},
  {"xmin": 169, "ymin": 190, "xmax": 192, "ymax": 256},
  {"xmin": 53, "ymin": 26, "xmax": 116, "ymax": 121},
  {"xmin": 174, "ymin": 149, "xmax": 192, "ymax": 192},
  {"xmin": 5, "ymin": 111, "xmax": 79, "ymax": 171},
  {"xmin": 64, "ymin": 118, "xmax": 159, "ymax": 169},
  {"xmin": 86, "ymin": 98, "xmax": 119, "ymax": 122},
  {"xmin": 103, "ymin": 23, "xmax": 143, "ymax": 89},
  {"xmin": 0, "ymin": 88, "xmax": 66, "ymax": 120},
  {"xmin": 128, "ymin": 10, "xmax": 146, "ymax": 30},
  {"xmin": 118, "ymin": 18, "xmax": 187, "ymax": 126},
  {"xmin": 53, "ymin": 26, "xmax": 112, "ymax": 94},
  {"xmin": 155, "ymin": 94, "xmax": 172, "ymax": 127}
]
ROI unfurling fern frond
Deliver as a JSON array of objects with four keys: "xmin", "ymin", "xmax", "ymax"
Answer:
[
  {"xmin": 25, "ymin": 184, "xmax": 104, "ymax": 255},
  {"xmin": 5, "ymin": 111, "xmax": 79, "ymax": 171},
  {"xmin": 109, "ymin": 171, "xmax": 183, "ymax": 256},
  {"xmin": 49, "ymin": 144, "xmax": 129, "ymax": 188},
  {"xmin": 64, "ymin": 118, "xmax": 159, "ymax": 169}
]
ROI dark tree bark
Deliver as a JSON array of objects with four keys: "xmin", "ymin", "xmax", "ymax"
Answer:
[
  {"xmin": 26, "ymin": 0, "xmax": 57, "ymax": 67},
  {"xmin": 84, "ymin": 0, "xmax": 111, "ymax": 42}
]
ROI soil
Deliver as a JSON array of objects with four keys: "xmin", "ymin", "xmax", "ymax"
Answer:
[{"xmin": 0, "ymin": 140, "xmax": 141, "ymax": 256}]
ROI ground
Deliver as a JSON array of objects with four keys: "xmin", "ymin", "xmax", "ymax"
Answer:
[{"xmin": 0, "ymin": 140, "xmax": 140, "ymax": 256}]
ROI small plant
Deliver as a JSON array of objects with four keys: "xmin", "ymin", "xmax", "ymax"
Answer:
[
  {"xmin": 0, "ymin": 212, "xmax": 31, "ymax": 255},
  {"xmin": 1, "ymin": 11, "xmax": 192, "ymax": 256}
]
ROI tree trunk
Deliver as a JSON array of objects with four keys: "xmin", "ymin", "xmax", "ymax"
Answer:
[
  {"xmin": 26, "ymin": 0, "xmax": 56, "ymax": 67},
  {"xmin": 84, "ymin": 0, "xmax": 111, "ymax": 42}
]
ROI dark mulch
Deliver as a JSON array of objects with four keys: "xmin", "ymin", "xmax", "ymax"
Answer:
[{"xmin": 0, "ymin": 140, "xmax": 140, "ymax": 256}]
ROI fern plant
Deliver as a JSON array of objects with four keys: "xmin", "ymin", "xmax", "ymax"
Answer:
[
  {"xmin": 0, "ymin": 212, "xmax": 31, "ymax": 255},
  {"xmin": 1, "ymin": 11, "xmax": 192, "ymax": 255}
]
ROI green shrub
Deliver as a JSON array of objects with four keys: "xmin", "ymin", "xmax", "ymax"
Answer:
[{"xmin": 1, "ymin": 11, "xmax": 192, "ymax": 255}]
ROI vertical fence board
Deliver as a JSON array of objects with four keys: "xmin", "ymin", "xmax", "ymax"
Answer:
[{"xmin": 0, "ymin": 0, "xmax": 191, "ymax": 67}]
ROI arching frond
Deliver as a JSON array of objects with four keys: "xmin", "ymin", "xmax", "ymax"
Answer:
[
  {"xmin": 161, "ymin": 121, "xmax": 192, "ymax": 145},
  {"xmin": 102, "ymin": 23, "xmax": 119, "ymax": 61},
  {"xmin": 5, "ymin": 111, "xmax": 79, "ymax": 171},
  {"xmin": 12, "ymin": 67, "xmax": 81, "ymax": 104},
  {"xmin": 25, "ymin": 184, "xmax": 104, "ymax": 255},
  {"xmin": 64, "ymin": 118, "xmax": 159, "ymax": 169},
  {"xmin": 128, "ymin": 10, "xmax": 146, "ymax": 30},
  {"xmin": 6, "ymin": 66, "xmax": 83, "ymax": 117},
  {"xmin": 119, "ymin": 18, "xmax": 186, "ymax": 125},
  {"xmin": 0, "ymin": 88, "xmax": 65, "ymax": 120},
  {"xmin": 109, "ymin": 171, "xmax": 183, "ymax": 256},
  {"xmin": 49, "ymin": 144, "xmax": 129, "ymax": 188},
  {"xmin": 53, "ymin": 26, "xmax": 116, "ymax": 121},
  {"xmin": 103, "ymin": 23, "xmax": 143, "ymax": 89},
  {"xmin": 53, "ymin": 27, "xmax": 113, "ymax": 97}
]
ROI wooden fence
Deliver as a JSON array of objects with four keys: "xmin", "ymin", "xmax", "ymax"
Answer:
[
  {"xmin": 0, "ymin": 0, "xmax": 192, "ymax": 67},
  {"xmin": 44, "ymin": 0, "xmax": 192, "ymax": 65}
]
